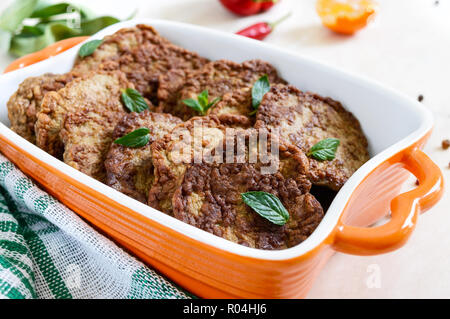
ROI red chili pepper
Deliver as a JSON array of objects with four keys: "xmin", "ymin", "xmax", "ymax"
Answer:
[
  {"xmin": 219, "ymin": 0, "xmax": 280, "ymax": 16},
  {"xmin": 236, "ymin": 12, "xmax": 291, "ymax": 40}
]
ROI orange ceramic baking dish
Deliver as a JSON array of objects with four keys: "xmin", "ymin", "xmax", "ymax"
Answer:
[{"xmin": 0, "ymin": 20, "xmax": 444, "ymax": 298}]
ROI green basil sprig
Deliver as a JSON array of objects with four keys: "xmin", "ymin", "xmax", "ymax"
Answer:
[
  {"xmin": 78, "ymin": 39, "xmax": 102, "ymax": 57},
  {"xmin": 241, "ymin": 191, "xmax": 289, "ymax": 226},
  {"xmin": 114, "ymin": 128, "xmax": 150, "ymax": 148},
  {"xmin": 121, "ymin": 88, "xmax": 149, "ymax": 113},
  {"xmin": 250, "ymin": 74, "xmax": 270, "ymax": 115},
  {"xmin": 307, "ymin": 138, "xmax": 340, "ymax": 161},
  {"xmin": 182, "ymin": 90, "xmax": 221, "ymax": 115},
  {"xmin": 0, "ymin": 0, "xmax": 120, "ymax": 56}
]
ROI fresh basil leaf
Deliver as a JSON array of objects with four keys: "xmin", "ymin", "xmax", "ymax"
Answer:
[
  {"xmin": 204, "ymin": 96, "xmax": 221, "ymax": 113},
  {"xmin": 121, "ymin": 88, "xmax": 149, "ymax": 113},
  {"xmin": 0, "ymin": 0, "xmax": 38, "ymax": 32},
  {"xmin": 78, "ymin": 39, "xmax": 102, "ymax": 57},
  {"xmin": 79, "ymin": 16, "xmax": 120, "ymax": 35},
  {"xmin": 307, "ymin": 138, "xmax": 340, "ymax": 161},
  {"xmin": 182, "ymin": 98, "xmax": 203, "ymax": 113},
  {"xmin": 10, "ymin": 22, "xmax": 79, "ymax": 56},
  {"xmin": 241, "ymin": 191, "xmax": 289, "ymax": 226},
  {"xmin": 30, "ymin": 3, "xmax": 71, "ymax": 18},
  {"xmin": 114, "ymin": 128, "xmax": 150, "ymax": 148},
  {"xmin": 251, "ymin": 74, "xmax": 270, "ymax": 110}
]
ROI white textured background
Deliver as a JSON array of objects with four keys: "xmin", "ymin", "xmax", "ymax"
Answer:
[{"xmin": 0, "ymin": 0, "xmax": 449, "ymax": 298}]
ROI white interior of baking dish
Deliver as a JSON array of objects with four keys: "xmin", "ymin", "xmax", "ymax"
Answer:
[{"xmin": 0, "ymin": 19, "xmax": 433, "ymax": 260}]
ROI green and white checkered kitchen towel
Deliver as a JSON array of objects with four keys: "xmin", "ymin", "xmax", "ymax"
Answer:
[{"xmin": 0, "ymin": 153, "xmax": 190, "ymax": 299}]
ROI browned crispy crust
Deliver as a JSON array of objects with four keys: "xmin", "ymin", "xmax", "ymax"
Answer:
[
  {"xmin": 7, "ymin": 73, "xmax": 76, "ymax": 143},
  {"xmin": 72, "ymin": 24, "xmax": 209, "ymax": 104},
  {"xmin": 161, "ymin": 59, "xmax": 286, "ymax": 120},
  {"xmin": 104, "ymin": 110, "xmax": 182, "ymax": 203},
  {"xmin": 255, "ymin": 84, "xmax": 370, "ymax": 190},
  {"xmin": 172, "ymin": 130, "xmax": 324, "ymax": 250},
  {"xmin": 149, "ymin": 115, "xmax": 249, "ymax": 215}
]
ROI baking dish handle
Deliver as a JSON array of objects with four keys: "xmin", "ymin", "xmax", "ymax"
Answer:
[
  {"xmin": 333, "ymin": 148, "xmax": 444, "ymax": 256},
  {"xmin": 3, "ymin": 36, "xmax": 89, "ymax": 73}
]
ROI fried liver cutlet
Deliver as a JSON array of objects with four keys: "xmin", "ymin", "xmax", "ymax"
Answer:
[
  {"xmin": 172, "ymin": 130, "xmax": 324, "ymax": 250},
  {"xmin": 7, "ymin": 73, "xmax": 76, "ymax": 144},
  {"xmin": 105, "ymin": 110, "xmax": 182, "ymax": 203},
  {"xmin": 161, "ymin": 59, "xmax": 285, "ymax": 120},
  {"xmin": 35, "ymin": 71, "xmax": 132, "ymax": 158},
  {"xmin": 149, "ymin": 115, "xmax": 248, "ymax": 215},
  {"xmin": 255, "ymin": 84, "xmax": 370, "ymax": 190},
  {"xmin": 72, "ymin": 24, "xmax": 209, "ymax": 104}
]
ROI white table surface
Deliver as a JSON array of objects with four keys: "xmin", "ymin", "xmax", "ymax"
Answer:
[{"xmin": 0, "ymin": 0, "xmax": 449, "ymax": 298}]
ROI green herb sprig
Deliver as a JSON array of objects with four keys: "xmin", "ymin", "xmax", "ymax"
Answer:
[
  {"xmin": 182, "ymin": 90, "xmax": 221, "ymax": 115},
  {"xmin": 307, "ymin": 138, "xmax": 340, "ymax": 161},
  {"xmin": 114, "ymin": 127, "xmax": 150, "ymax": 148},
  {"xmin": 241, "ymin": 191, "xmax": 289, "ymax": 226}
]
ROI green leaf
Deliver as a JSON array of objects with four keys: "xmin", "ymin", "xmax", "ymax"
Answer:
[
  {"xmin": 121, "ymin": 88, "xmax": 149, "ymax": 113},
  {"xmin": 78, "ymin": 39, "xmax": 102, "ymax": 57},
  {"xmin": 10, "ymin": 22, "xmax": 79, "ymax": 57},
  {"xmin": 241, "ymin": 191, "xmax": 289, "ymax": 226},
  {"xmin": 197, "ymin": 90, "xmax": 209, "ymax": 108},
  {"xmin": 126, "ymin": 9, "xmax": 138, "ymax": 21},
  {"xmin": 10, "ymin": 34, "xmax": 47, "ymax": 56},
  {"xmin": 114, "ymin": 128, "xmax": 150, "ymax": 148},
  {"xmin": 78, "ymin": 5, "xmax": 96, "ymax": 20},
  {"xmin": 205, "ymin": 96, "xmax": 221, "ymax": 113},
  {"xmin": 0, "ymin": 0, "xmax": 121, "ymax": 57},
  {"xmin": 182, "ymin": 90, "xmax": 220, "ymax": 115},
  {"xmin": 79, "ymin": 16, "xmax": 120, "ymax": 35},
  {"xmin": 251, "ymin": 75, "xmax": 270, "ymax": 110},
  {"xmin": 307, "ymin": 138, "xmax": 340, "ymax": 161},
  {"xmin": 30, "ymin": 3, "xmax": 71, "ymax": 18},
  {"xmin": 0, "ymin": 0, "xmax": 38, "ymax": 32},
  {"xmin": 0, "ymin": 29, "xmax": 12, "ymax": 53},
  {"xmin": 34, "ymin": 0, "xmax": 53, "ymax": 12},
  {"xmin": 9, "ymin": 23, "xmax": 53, "ymax": 56}
]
